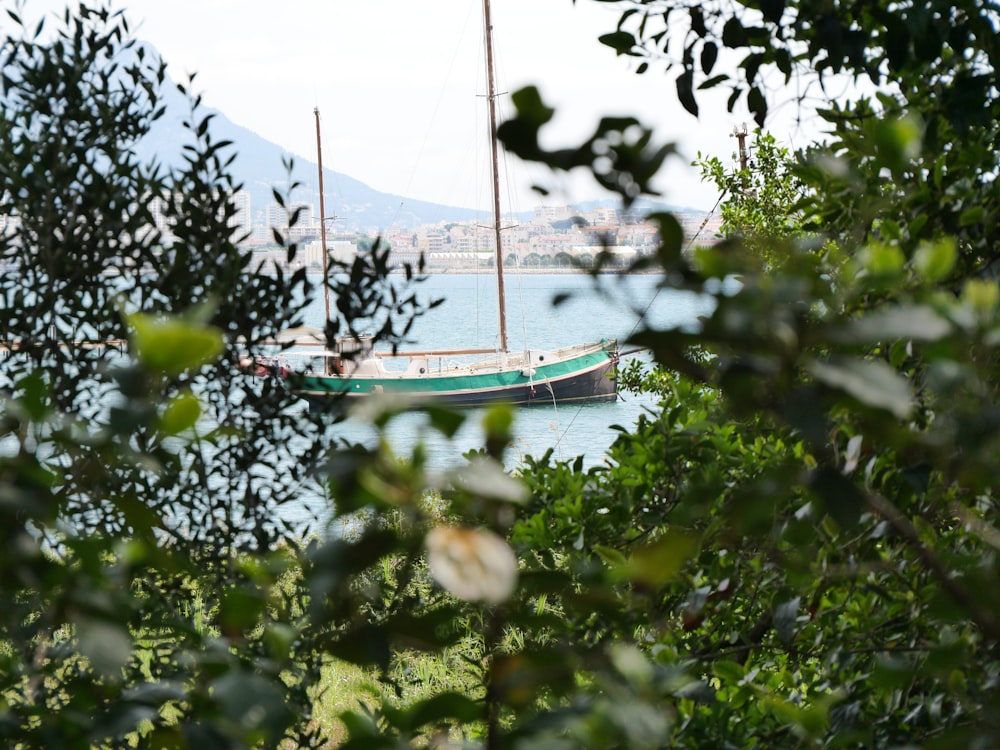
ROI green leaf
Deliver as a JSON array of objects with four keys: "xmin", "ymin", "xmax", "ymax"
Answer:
[
  {"xmin": 482, "ymin": 404, "xmax": 514, "ymax": 452},
  {"xmin": 618, "ymin": 531, "xmax": 698, "ymax": 587},
  {"xmin": 959, "ymin": 206, "xmax": 985, "ymax": 226},
  {"xmin": 609, "ymin": 644, "xmax": 655, "ymax": 686},
  {"xmin": 712, "ymin": 660, "xmax": 746, "ymax": 683},
  {"xmin": 160, "ymin": 390, "xmax": 202, "ymax": 434},
  {"xmin": 962, "ymin": 278, "xmax": 999, "ymax": 315},
  {"xmin": 263, "ymin": 623, "xmax": 298, "ymax": 662},
  {"xmin": 406, "ymin": 692, "xmax": 482, "ymax": 729},
  {"xmin": 220, "ymin": 586, "xmax": 265, "ymax": 634},
  {"xmin": 913, "ymin": 237, "xmax": 957, "ymax": 281},
  {"xmin": 676, "ymin": 69, "xmax": 698, "ymax": 116},
  {"xmin": 859, "ymin": 241, "xmax": 906, "ymax": 277},
  {"xmin": 128, "ymin": 312, "xmax": 224, "ymax": 375},
  {"xmin": 872, "ymin": 115, "xmax": 921, "ymax": 171},
  {"xmin": 806, "ymin": 357, "xmax": 913, "ymax": 419},
  {"xmin": 593, "ymin": 544, "xmax": 628, "ymax": 567}
]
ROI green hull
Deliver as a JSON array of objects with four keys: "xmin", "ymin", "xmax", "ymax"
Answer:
[{"xmin": 293, "ymin": 340, "xmax": 618, "ymax": 408}]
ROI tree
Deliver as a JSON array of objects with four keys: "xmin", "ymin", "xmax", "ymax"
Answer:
[
  {"xmin": 489, "ymin": 0, "xmax": 1000, "ymax": 746},
  {"xmin": 0, "ymin": 3, "xmax": 428, "ymax": 747},
  {"xmin": 695, "ymin": 128, "xmax": 807, "ymax": 266},
  {"xmin": 7, "ymin": 0, "xmax": 1000, "ymax": 747}
]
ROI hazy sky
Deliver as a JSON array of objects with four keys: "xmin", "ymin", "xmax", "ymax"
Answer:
[{"xmin": 21, "ymin": 0, "xmax": 821, "ymax": 213}]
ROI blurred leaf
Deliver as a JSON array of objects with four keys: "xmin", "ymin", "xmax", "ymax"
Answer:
[
  {"xmin": 326, "ymin": 624, "xmax": 392, "ymax": 669},
  {"xmin": 593, "ymin": 544, "xmax": 628, "ymax": 568},
  {"xmin": 774, "ymin": 596, "xmax": 801, "ymax": 645},
  {"xmin": 406, "ymin": 692, "xmax": 482, "ymax": 729},
  {"xmin": 220, "ymin": 586, "xmax": 265, "ymax": 635},
  {"xmin": 959, "ymin": 206, "xmax": 985, "ymax": 227},
  {"xmin": 160, "ymin": 390, "xmax": 202, "ymax": 434},
  {"xmin": 808, "ymin": 466, "xmax": 866, "ymax": 527},
  {"xmin": 16, "ymin": 371, "xmax": 50, "ymax": 420},
  {"xmin": 618, "ymin": 531, "xmax": 698, "ymax": 587},
  {"xmin": 77, "ymin": 618, "xmax": 132, "ymax": 679},
  {"xmin": 859, "ymin": 242, "xmax": 906, "ymax": 277},
  {"xmin": 127, "ymin": 312, "xmax": 224, "ymax": 375},
  {"xmin": 827, "ymin": 306, "xmax": 951, "ymax": 344},
  {"xmin": 807, "ymin": 357, "xmax": 913, "ymax": 419},
  {"xmin": 210, "ymin": 672, "xmax": 292, "ymax": 742},
  {"xmin": 712, "ymin": 660, "xmax": 746, "ymax": 683},
  {"xmin": 913, "ymin": 237, "xmax": 957, "ymax": 281},
  {"xmin": 446, "ymin": 456, "xmax": 528, "ymax": 504},
  {"xmin": 962, "ymin": 278, "xmax": 999, "ymax": 315},
  {"xmin": 424, "ymin": 404, "xmax": 465, "ymax": 438}
]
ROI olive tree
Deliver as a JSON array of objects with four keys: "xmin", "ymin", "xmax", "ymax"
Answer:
[{"xmin": 0, "ymin": 2, "xmax": 430, "ymax": 746}]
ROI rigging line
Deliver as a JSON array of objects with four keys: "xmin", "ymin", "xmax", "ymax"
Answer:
[
  {"xmin": 624, "ymin": 189, "xmax": 727, "ymax": 343},
  {"xmin": 541, "ymin": 379, "xmax": 566, "ymax": 463},
  {"xmin": 391, "ymin": 1, "xmax": 479, "ymax": 227},
  {"xmin": 552, "ymin": 394, "xmax": 587, "ymax": 455}
]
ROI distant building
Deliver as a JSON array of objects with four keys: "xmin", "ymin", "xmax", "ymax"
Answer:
[
  {"xmin": 265, "ymin": 200, "xmax": 318, "ymax": 242},
  {"xmin": 229, "ymin": 190, "xmax": 251, "ymax": 243},
  {"xmin": 147, "ymin": 189, "xmax": 252, "ymax": 245},
  {"xmin": 590, "ymin": 206, "xmax": 620, "ymax": 226},
  {"xmin": 303, "ymin": 239, "xmax": 356, "ymax": 268},
  {"xmin": 531, "ymin": 205, "xmax": 574, "ymax": 225}
]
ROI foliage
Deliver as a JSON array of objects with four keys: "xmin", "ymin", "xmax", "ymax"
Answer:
[
  {"xmin": 5, "ymin": 0, "xmax": 1000, "ymax": 748},
  {"xmin": 588, "ymin": 0, "xmax": 1000, "ymax": 136},
  {"xmin": 694, "ymin": 129, "xmax": 808, "ymax": 265},
  {"xmin": 0, "ymin": 3, "xmax": 425, "ymax": 747},
  {"xmin": 488, "ymin": 0, "xmax": 1000, "ymax": 746}
]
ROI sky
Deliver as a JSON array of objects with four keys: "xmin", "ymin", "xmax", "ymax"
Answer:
[{"xmin": 20, "ymin": 0, "xmax": 823, "ymax": 213}]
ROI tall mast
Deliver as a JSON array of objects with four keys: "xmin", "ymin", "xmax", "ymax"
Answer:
[
  {"xmin": 482, "ymin": 0, "xmax": 508, "ymax": 354},
  {"xmin": 732, "ymin": 123, "xmax": 749, "ymax": 171},
  {"xmin": 314, "ymin": 107, "xmax": 331, "ymax": 326}
]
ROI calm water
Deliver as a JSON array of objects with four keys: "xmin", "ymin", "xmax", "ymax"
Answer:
[{"xmin": 303, "ymin": 272, "xmax": 711, "ymax": 469}]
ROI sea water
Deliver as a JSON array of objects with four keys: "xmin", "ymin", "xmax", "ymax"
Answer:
[{"xmin": 304, "ymin": 272, "xmax": 712, "ymax": 470}]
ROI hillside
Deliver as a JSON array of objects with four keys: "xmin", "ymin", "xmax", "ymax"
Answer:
[{"xmin": 132, "ymin": 60, "xmax": 695, "ymax": 232}]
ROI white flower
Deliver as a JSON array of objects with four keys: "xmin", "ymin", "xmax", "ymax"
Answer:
[{"xmin": 425, "ymin": 525, "xmax": 518, "ymax": 605}]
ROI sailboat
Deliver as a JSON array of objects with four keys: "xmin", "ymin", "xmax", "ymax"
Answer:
[{"xmin": 278, "ymin": 0, "xmax": 619, "ymax": 409}]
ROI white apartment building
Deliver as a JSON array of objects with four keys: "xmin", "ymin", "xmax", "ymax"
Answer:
[
  {"xmin": 266, "ymin": 201, "xmax": 315, "ymax": 231},
  {"xmin": 147, "ymin": 189, "xmax": 252, "ymax": 245},
  {"xmin": 229, "ymin": 190, "xmax": 251, "ymax": 241}
]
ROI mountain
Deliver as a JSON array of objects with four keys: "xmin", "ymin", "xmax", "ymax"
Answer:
[
  {"xmin": 133, "ymin": 73, "xmax": 488, "ymax": 232},
  {"xmin": 133, "ymin": 64, "xmax": 696, "ymax": 231}
]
